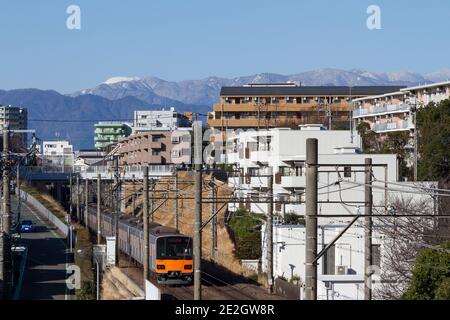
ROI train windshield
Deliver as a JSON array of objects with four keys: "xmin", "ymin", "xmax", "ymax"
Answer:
[{"xmin": 157, "ymin": 237, "xmax": 192, "ymax": 260}]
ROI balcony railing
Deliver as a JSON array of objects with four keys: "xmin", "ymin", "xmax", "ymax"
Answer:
[
  {"xmin": 372, "ymin": 119, "xmax": 414, "ymax": 133},
  {"xmin": 353, "ymin": 103, "xmax": 411, "ymax": 118},
  {"xmin": 281, "ymin": 175, "xmax": 306, "ymax": 189}
]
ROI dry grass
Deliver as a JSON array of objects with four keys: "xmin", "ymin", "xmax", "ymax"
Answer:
[
  {"xmin": 121, "ymin": 172, "xmax": 246, "ymax": 275},
  {"xmin": 20, "ymin": 183, "xmax": 68, "ymax": 223}
]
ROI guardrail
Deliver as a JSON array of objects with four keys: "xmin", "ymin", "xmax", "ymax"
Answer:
[{"xmin": 17, "ymin": 188, "xmax": 69, "ymax": 237}]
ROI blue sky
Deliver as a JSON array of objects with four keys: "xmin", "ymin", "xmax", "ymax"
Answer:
[{"xmin": 0, "ymin": 0, "xmax": 449, "ymax": 93}]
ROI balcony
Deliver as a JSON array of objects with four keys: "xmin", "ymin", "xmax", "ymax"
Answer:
[
  {"xmin": 228, "ymin": 177, "xmax": 242, "ymax": 188},
  {"xmin": 250, "ymin": 176, "xmax": 270, "ymax": 189},
  {"xmin": 372, "ymin": 119, "xmax": 414, "ymax": 133},
  {"xmin": 353, "ymin": 103, "xmax": 411, "ymax": 118},
  {"xmin": 281, "ymin": 175, "xmax": 306, "ymax": 190}
]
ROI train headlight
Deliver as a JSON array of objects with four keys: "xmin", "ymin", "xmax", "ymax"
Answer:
[
  {"xmin": 157, "ymin": 265, "xmax": 166, "ymax": 270},
  {"xmin": 184, "ymin": 264, "xmax": 193, "ymax": 270}
]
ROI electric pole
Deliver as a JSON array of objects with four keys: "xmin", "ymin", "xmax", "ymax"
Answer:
[
  {"xmin": 143, "ymin": 166, "xmax": 149, "ymax": 283},
  {"xmin": 174, "ymin": 170, "xmax": 179, "ymax": 232},
  {"xmin": 0, "ymin": 126, "xmax": 12, "ymax": 299},
  {"xmin": 194, "ymin": 163, "xmax": 202, "ymax": 300},
  {"xmin": 305, "ymin": 138, "xmax": 318, "ymax": 300},
  {"xmin": 76, "ymin": 175, "xmax": 80, "ymax": 222},
  {"xmin": 113, "ymin": 156, "xmax": 120, "ymax": 266},
  {"xmin": 193, "ymin": 120, "xmax": 203, "ymax": 300},
  {"xmin": 97, "ymin": 174, "xmax": 101, "ymax": 244},
  {"xmin": 132, "ymin": 174, "xmax": 136, "ymax": 216},
  {"xmin": 84, "ymin": 179, "xmax": 89, "ymax": 225},
  {"xmin": 364, "ymin": 158, "xmax": 373, "ymax": 300},
  {"xmin": 210, "ymin": 177, "xmax": 217, "ymax": 260},
  {"xmin": 412, "ymin": 106, "xmax": 418, "ymax": 181},
  {"xmin": 150, "ymin": 180, "xmax": 154, "ymax": 222},
  {"xmin": 267, "ymin": 174, "xmax": 274, "ymax": 294},
  {"xmin": 16, "ymin": 165, "xmax": 21, "ymax": 228},
  {"xmin": 69, "ymin": 174, "xmax": 73, "ymax": 219}
]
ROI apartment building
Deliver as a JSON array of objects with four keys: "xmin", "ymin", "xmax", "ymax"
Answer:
[
  {"xmin": 117, "ymin": 128, "xmax": 191, "ymax": 165},
  {"xmin": 226, "ymin": 125, "xmax": 436, "ymax": 299},
  {"xmin": 133, "ymin": 108, "xmax": 191, "ymax": 133},
  {"xmin": 94, "ymin": 121, "xmax": 132, "ymax": 150},
  {"xmin": 226, "ymin": 125, "xmax": 398, "ymax": 217},
  {"xmin": 207, "ymin": 84, "xmax": 404, "ymax": 131},
  {"xmin": 42, "ymin": 140, "xmax": 74, "ymax": 168},
  {"xmin": 353, "ymin": 80, "xmax": 450, "ymax": 134},
  {"xmin": 261, "ymin": 223, "xmax": 389, "ymax": 300},
  {"xmin": 0, "ymin": 105, "xmax": 28, "ymax": 150}
]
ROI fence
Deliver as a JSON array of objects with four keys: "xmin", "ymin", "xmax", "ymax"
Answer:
[
  {"xmin": 274, "ymin": 277, "xmax": 301, "ymax": 300},
  {"xmin": 17, "ymin": 189, "xmax": 69, "ymax": 237}
]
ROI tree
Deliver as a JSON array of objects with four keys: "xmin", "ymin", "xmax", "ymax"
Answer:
[
  {"xmin": 356, "ymin": 121, "xmax": 382, "ymax": 153},
  {"xmin": 402, "ymin": 242, "xmax": 450, "ymax": 300},
  {"xmin": 417, "ymin": 99, "xmax": 450, "ymax": 181},
  {"xmin": 374, "ymin": 193, "xmax": 437, "ymax": 300},
  {"xmin": 380, "ymin": 131, "xmax": 412, "ymax": 180}
]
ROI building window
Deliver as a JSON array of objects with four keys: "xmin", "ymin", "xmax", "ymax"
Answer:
[
  {"xmin": 344, "ymin": 166, "xmax": 352, "ymax": 178},
  {"xmin": 152, "ymin": 150, "xmax": 160, "ymax": 156},
  {"xmin": 152, "ymin": 135, "xmax": 161, "ymax": 142}
]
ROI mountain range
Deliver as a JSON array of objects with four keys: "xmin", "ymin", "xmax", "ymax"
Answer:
[{"xmin": 1, "ymin": 68, "xmax": 449, "ymax": 150}]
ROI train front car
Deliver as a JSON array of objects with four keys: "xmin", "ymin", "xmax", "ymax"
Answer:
[{"xmin": 154, "ymin": 235, "xmax": 193, "ymax": 285}]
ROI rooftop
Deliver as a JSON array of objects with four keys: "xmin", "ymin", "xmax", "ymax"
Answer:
[
  {"xmin": 400, "ymin": 80, "xmax": 450, "ymax": 92},
  {"xmin": 220, "ymin": 85, "xmax": 406, "ymax": 97}
]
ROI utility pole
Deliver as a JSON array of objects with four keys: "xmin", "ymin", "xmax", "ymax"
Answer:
[
  {"xmin": 174, "ymin": 170, "xmax": 179, "ymax": 232},
  {"xmin": 132, "ymin": 174, "xmax": 136, "ymax": 216},
  {"xmin": 76, "ymin": 175, "xmax": 80, "ymax": 222},
  {"xmin": 97, "ymin": 174, "xmax": 101, "ymax": 244},
  {"xmin": 143, "ymin": 166, "xmax": 150, "ymax": 286},
  {"xmin": 113, "ymin": 156, "xmax": 120, "ymax": 266},
  {"xmin": 16, "ymin": 165, "xmax": 21, "ymax": 228},
  {"xmin": 143, "ymin": 166, "xmax": 149, "ymax": 283},
  {"xmin": 193, "ymin": 120, "xmax": 203, "ymax": 301},
  {"xmin": 267, "ymin": 175, "xmax": 274, "ymax": 294},
  {"xmin": 69, "ymin": 174, "xmax": 73, "ymax": 219},
  {"xmin": 364, "ymin": 158, "xmax": 373, "ymax": 300},
  {"xmin": 305, "ymin": 138, "xmax": 318, "ymax": 300},
  {"xmin": 194, "ymin": 163, "xmax": 202, "ymax": 300},
  {"xmin": 412, "ymin": 107, "xmax": 418, "ymax": 181},
  {"xmin": 210, "ymin": 177, "xmax": 217, "ymax": 260},
  {"xmin": 0, "ymin": 126, "xmax": 12, "ymax": 299},
  {"xmin": 84, "ymin": 179, "xmax": 89, "ymax": 225},
  {"xmin": 150, "ymin": 180, "xmax": 154, "ymax": 222}
]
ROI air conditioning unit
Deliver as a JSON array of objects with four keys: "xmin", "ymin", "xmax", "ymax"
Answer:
[{"xmin": 336, "ymin": 265, "xmax": 348, "ymax": 275}]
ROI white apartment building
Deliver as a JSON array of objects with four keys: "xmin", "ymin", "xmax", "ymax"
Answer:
[
  {"xmin": 133, "ymin": 108, "xmax": 191, "ymax": 133},
  {"xmin": 353, "ymin": 80, "xmax": 450, "ymax": 134},
  {"xmin": 262, "ymin": 223, "xmax": 383, "ymax": 300},
  {"xmin": 226, "ymin": 125, "xmax": 398, "ymax": 218},
  {"xmin": 42, "ymin": 140, "xmax": 74, "ymax": 168},
  {"xmin": 224, "ymin": 125, "xmax": 437, "ymax": 300}
]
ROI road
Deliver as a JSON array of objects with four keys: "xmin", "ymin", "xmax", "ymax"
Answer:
[{"xmin": 11, "ymin": 196, "xmax": 71, "ymax": 300}]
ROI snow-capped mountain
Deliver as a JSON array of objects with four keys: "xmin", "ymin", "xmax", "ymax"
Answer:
[{"xmin": 70, "ymin": 68, "xmax": 448, "ymax": 106}]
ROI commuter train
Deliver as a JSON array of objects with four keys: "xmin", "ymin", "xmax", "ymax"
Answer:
[{"xmin": 86, "ymin": 207, "xmax": 193, "ymax": 285}]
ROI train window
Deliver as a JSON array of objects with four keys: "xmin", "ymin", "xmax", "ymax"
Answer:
[{"xmin": 157, "ymin": 237, "xmax": 192, "ymax": 260}]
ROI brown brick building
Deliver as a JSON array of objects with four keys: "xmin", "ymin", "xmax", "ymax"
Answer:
[
  {"xmin": 117, "ymin": 129, "xmax": 192, "ymax": 165},
  {"xmin": 207, "ymin": 84, "xmax": 404, "ymax": 131}
]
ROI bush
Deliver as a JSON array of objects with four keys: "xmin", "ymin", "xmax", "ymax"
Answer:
[
  {"xmin": 228, "ymin": 210, "xmax": 262, "ymax": 260},
  {"xmin": 283, "ymin": 213, "xmax": 305, "ymax": 225},
  {"xmin": 402, "ymin": 242, "xmax": 450, "ymax": 300}
]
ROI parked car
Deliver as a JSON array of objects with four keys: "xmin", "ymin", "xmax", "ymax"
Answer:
[{"xmin": 20, "ymin": 220, "xmax": 34, "ymax": 233}]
